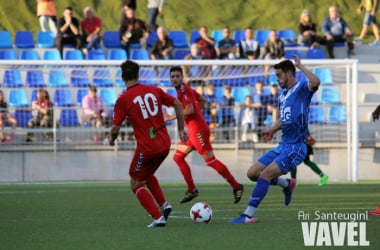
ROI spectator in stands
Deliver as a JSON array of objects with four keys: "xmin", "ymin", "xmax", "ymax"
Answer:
[
  {"xmin": 266, "ymin": 84, "xmax": 280, "ymax": 123},
  {"xmin": 26, "ymin": 89, "xmax": 53, "ymax": 142},
  {"xmin": 119, "ymin": 8, "xmax": 149, "ymax": 57},
  {"xmin": 147, "ymin": 0, "xmax": 165, "ymax": 31},
  {"xmin": 263, "ymin": 29, "xmax": 285, "ymax": 82},
  {"xmin": 298, "ymin": 9, "xmax": 326, "ymax": 48},
  {"xmin": 252, "ymin": 80, "xmax": 269, "ymax": 141},
  {"xmin": 220, "ymin": 86, "xmax": 236, "ymax": 141},
  {"xmin": 119, "ymin": 0, "xmax": 137, "ymax": 24},
  {"xmin": 81, "ymin": 6, "xmax": 102, "ymax": 55},
  {"xmin": 196, "ymin": 25, "xmax": 218, "ymax": 59},
  {"xmin": 82, "ymin": 86, "xmax": 109, "ymax": 141},
  {"xmin": 55, "ymin": 6, "xmax": 82, "ymax": 59},
  {"xmin": 356, "ymin": 0, "xmax": 380, "ymax": 45},
  {"xmin": 322, "ymin": 5, "xmax": 355, "ymax": 58},
  {"xmin": 36, "ymin": 0, "xmax": 57, "ymax": 36},
  {"xmin": 150, "ymin": 26, "xmax": 174, "ymax": 60},
  {"xmin": 182, "ymin": 44, "xmax": 208, "ymax": 86},
  {"xmin": 238, "ymin": 95, "xmax": 258, "ymax": 142},
  {"xmin": 0, "ymin": 90, "xmax": 17, "ymax": 143},
  {"xmin": 203, "ymin": 84, "xmax": 218, "ymax": 142},
  {"xmin": 239, "ymin": 26, "xmax": 260, "ymax": 60},
  {"xmin": 218, "ymin": 26, "xmax": 238, "ymax": 59}
]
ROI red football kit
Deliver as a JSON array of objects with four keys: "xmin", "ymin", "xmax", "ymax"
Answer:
[
  {"xmin": 175, "ymin": 84, "xmax": 213, "ymax": 154},
  {"xmin": 112, "ymin": 83, "xmax": 176, "ymax": 181}
]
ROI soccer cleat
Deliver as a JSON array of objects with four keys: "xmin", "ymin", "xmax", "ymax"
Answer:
[
  {"xmin": 161, "ymin": 202, "xmax": 172, "ymax": 221},
  {"xmin": 229, "ymin": 214, "xmax": 255, "ymax": 224},
  {"xmin": 180, "ymin": 189, "xmax": 199, "ymax": 204},
  {"xmin": 282, "ymin": 178, "xmax": 296, "ymax": 206},
  {"xmin": 368, "ymin": 205, "xmax": 380, "ymax": 216},
  {"xmin": 147, "ymin": 216, "xmax": 166, "ymax": 228},
  {"xmin": 319, "ymin": 174, "xmax": 329, "ymax": 186},
  {"xmin": 233, "ymin": 184, "xmax": 244, "ymax": 204}
]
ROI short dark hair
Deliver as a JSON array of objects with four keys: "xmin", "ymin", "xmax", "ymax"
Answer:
[
  {"xmin": 120, "ymin": 60, "xmax": 139, "ymax": 81},
  {"xmin": 273, "ymin": 60, "xmax": 296, "ymax": 77},
  {"xmin": 170, "ymin": 66, "xmax": 183, "ymax": 75}
]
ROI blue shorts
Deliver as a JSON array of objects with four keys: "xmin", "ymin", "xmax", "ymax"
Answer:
[
  {"xmin": 363, "ymin": 12, "xmax": 377, "ymax": 26},
  {"xmin": 258, "ymin": 143, "xmax": 307, "ymax": 174}
]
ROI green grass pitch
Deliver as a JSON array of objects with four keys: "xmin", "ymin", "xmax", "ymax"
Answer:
[{"xmin": 0, "ymin": 182, "xmax": 379, "ymax": 250}]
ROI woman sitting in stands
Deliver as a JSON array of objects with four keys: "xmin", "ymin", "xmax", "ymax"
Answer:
[{"xmin": 0, "ymin": 90, "xmax": 17, "ymax": 143}]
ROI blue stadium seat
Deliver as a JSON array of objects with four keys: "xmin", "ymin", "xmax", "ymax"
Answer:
[
  {"xmin": 30, "ymin": 89, "xmax": 39, "ymax": 103},
  {"xmin": 114, "ymin": 69, "xmax": 124, "ymax": 87},
  {"xmin": 64, "ymin": 50, "xmax": 83, "ymax": 60},
  {"xmin": 174, "ymin": 49, "xmax": 190, "ymax": 59},
  {"xmin": 277, "ymin": 29, "xmax": 297, "ymax": 47},
  {"xmin": 139, "ymin": 67, "xmax": 157, "ymax": 86},
  {"xmin": 76, "ymin": 88, "xmax": 88, "ymax": 106},
  {"xmin": 86, "ymin": 49, "xmax": 105, "ymax": 60},
  {"xmin": 213, "ymin": 87, "xmax": 225, "ymax": 104},
  {"xmin": 327, "ymin": 106, "xmax": 346, "ymax": 123},
  {"xmin": 36, "ymin": 31, "xmax": 55, "ymax": 48},
  {"xmin": 233, "ymin": 29, "xmax": 245, "ymax": 43},
  {"xmin": 166, "ymin": 88, "xmax": 177, "ymax": 98},
  {"xmin": 129, "ymin": 43, "xmax": 141, "ymax": 49},
  {"xmin": 306, "ymin": 48, "xmax": 325, "ymax": 59},
  {"xmin": 48, "ymin": 69, "xmax": 68, "ymax": 87},
  {"xmin": 14, "ymin": 109, "xmax": 32, "ymax": 127},
  {"xmin": 59, "ymin": 109, "xmax": 81, "ymax": 127},
  {"xmin": 254, "ymin": 29, "xmax": 270, "ymax": 47},
  {"xmin": 108, "ymin": 49, "xmax": 127, "ymax": 60},
  {"xmin": 102, "ymin": 30, "xmax": 121, "ymax": 48},
  {"xmin": 169, "ymin": 30, "xmax": 188, "ymax": 48},
  {"xmin": 189, "ymin": 30, "xmax": 200, "ymax": 44},
  {"xmin": 99, "ymin": 88, "xmax": 117, "ymax": 106},
  {"xmin": 8, "ymin": 89, "xmax": 29, "ymax": 107},
  {"xmin": 0, "ymin": 30, "xmax": 13, "ymax": 48},
  {"xmin": 320, "ymin": 87, "xmax": 341, "ymax": 104},
  {"xmin": 70, "ymin": 70, "xmax": 90, "ymax": 87},
  {"xmin": 93, "ymin": 69, "xmax": 113, "ymax": 87},
  {"xmin": 211, "ymin": 30, "xmax": 224, "ymax": 45},
  {"xmin": 308, "ymin": 106, "xmax": 325, "ymax": 124},
  {"xmin": 224, "ymin": 67, "xmax": 245, "ymax": 86},
  {"xmin": 26, "ymin": 70, "xmax": 46, "ymax": 88},
  {"xmin": 42, "ymin": 49, "xmax": 61, "ymax": 60},
  {"xmin": 189, "ymin": 65, "xmax": 203, "ymax": 78},
  {"xmin": 157, "ymin": 68, "xmax": 171, "ymax": 87},
  {"xmin": 147, "ymin": 31, "xmax": 158, "ymax": 48},
  {"xmin": 311, "ymin": 92, "xmax": 319, "ymax": 105},
  {"xmin": 246, "ymin": 67, "xmax": 266, "ymax": 85},
  {"xmin": 19, "ymin": 49, "xmax": 39, "ymax": 60},
  {"xmin": 0, "ymin": 50, "xmax": 17, "ymax": 60},
  {"xmin": 210, "ymin": 67, "xmax": 224, "ymax": 87},
  {"xmin": 285, "ymin": 49, "xmax": 303, "ymax": 59},
  {"xmin": 312, "ymin": 67, "xmax": 333, "ymax": 85},
  {"xmin": 3, "ymin": 69, "xmax": 23, "ymax": 88},
  {"xmin": 14, "ymin": 31, "xmax": 35, "ymax": 48},
  {"xmin": 130, "ymin": 49, "xmax": 150, "ymax": 60},
  {"xmin": 232, "ymin": 86, "xmax": 251, "ymax": 104},
  {"xmin": 53, "ymin": 89, "xmax": 74, "ymax": 107}
]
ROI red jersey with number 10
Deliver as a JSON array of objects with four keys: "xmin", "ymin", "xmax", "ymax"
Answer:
[{"xmin": 112, "ymin": 84, "xmax": 176, "ymax": 151}]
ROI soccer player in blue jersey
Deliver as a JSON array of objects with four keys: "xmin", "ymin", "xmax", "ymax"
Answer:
[{"xmin": 230, "ymin": 55, "xmax": 320, "ymax": 224}]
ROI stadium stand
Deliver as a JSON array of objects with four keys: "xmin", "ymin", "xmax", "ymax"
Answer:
[
  {"xmin": 19, "ymin": 49, "xmax": 39, "ymax": 60},
  {"xmin": 168, "ymin": 30, "xmax": 189, "ymax": 48},
  {"xmin": 8, "ymin": 89, "xmax": 29, "ymax": 107},
  {"xmin": 36, "ymin": 31, "xmax": 55, "ymax": 48},
  {"xmin": 53, "ymin": 89, "xmax": 74, "ymax": 107},
  {"xmin": 14, "ymin": 31, "xmax": 35, "ymax": 48},
  {"xmin": 48, "ymin": 69, "xmax": 69, "ymax": 87},
  {"xmin": 108, "ymin": 49, "xmax": 127, "ymax": 60},
  {"xmin": 102, "ymin": 30, "xmax": 122, "ymax": 48},
  {"xmin": 3, "ymin": 69, "xmax": 23, "ymax": 88},
  {"xmin": 0, "ymin": 49, "xmax": 17, "ymax": 60},
  {"xmin": 0, "ymin": 30, "xmax": 13, "ymax": 48},
  {"xmin": 42, "ymin": 49, "xmax": 61, "ymax": 60}
]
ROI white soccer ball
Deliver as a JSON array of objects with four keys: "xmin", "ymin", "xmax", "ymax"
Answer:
[{"xmin": 189, "ymin": 202, "xmax": 213, "ymax": 223}]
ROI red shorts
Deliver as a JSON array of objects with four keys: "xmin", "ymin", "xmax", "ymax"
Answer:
[
  {"xmin": 179, "ymin": 126, "xmax": 213, "ymax": 155},
  {"xmin": 129, "ymin": 147, "xmax": 170, "ymax": 181}
]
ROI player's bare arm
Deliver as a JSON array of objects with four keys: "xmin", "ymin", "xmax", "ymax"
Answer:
[
  {"xmin": 372, "ymin": 104, "xmax": 380, "ymax": 121},
  {"xmin": 261, "ymin": 120, "xmax": 281, "ymax": 143},
  {"xmin": 108, "ymin": 124, "xmax": 121, "ymax": 146},
  {"xmin": 292, "ymin": 54, "xmax": 320, "ymax": 91}
]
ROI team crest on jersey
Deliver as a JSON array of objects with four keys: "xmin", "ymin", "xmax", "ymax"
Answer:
[{"xmin": 281, "ymin": 106, "xmax": 291, "ymax": 122}]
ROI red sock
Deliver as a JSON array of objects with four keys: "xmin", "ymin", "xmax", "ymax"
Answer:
[
  {"xmin": 173, "ymin": 150, "xmax": 196, "ymax": 191},
  {"xmin": 146, "ymin": 175, "xmax": 165, "ymax": 207},
  {"xmin": 205, "ymin": 156, "xmax": 240, "ymax": 189},
  {"xmin": 133, "ymin": 185, "xmax": 161, "ymax": 220}
]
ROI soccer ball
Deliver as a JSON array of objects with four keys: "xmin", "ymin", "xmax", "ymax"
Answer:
[{"xmin": 189, "ymin": 202, "xmax": 213, "ymax": 223}]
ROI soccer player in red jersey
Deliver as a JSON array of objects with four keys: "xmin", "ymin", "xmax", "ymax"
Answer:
[
  {"xmin": 167, "ymin": 66, "xmax": 244, "ymax": 204},
  {"xmin": 108, "ymin": 60, "xmax": 187, "ymax": 227}
]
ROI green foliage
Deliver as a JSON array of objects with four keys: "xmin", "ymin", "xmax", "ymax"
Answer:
[
  {"xmin": 1, "ymin": 0, "xmax": 374, "ymax": 42},
  {"xmin": 0, "ymin": 182, "xmax": 379, "ymax": 249}
]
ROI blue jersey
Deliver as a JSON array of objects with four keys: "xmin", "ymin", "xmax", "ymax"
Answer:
[{"xmin": 279, "ymin": 80, "xmax": 315, "ymax": 144}]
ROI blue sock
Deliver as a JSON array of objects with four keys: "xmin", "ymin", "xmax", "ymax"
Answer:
[{"xmin": 248, "ymin": 177, "xmax": 270, "ymax": 208}]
